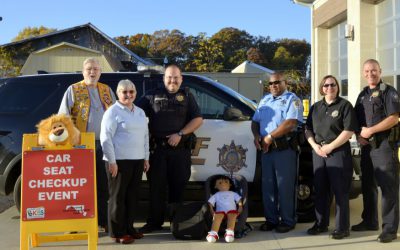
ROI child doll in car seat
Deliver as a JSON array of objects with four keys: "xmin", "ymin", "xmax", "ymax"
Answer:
[{"xmin": 206, "ymin": 175, "xmax": 243, "ymax": 243}]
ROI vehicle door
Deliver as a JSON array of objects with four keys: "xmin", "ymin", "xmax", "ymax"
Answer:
[{"xmin": 181, "ymin": 75, "xmax": 257, "ymax": 182}]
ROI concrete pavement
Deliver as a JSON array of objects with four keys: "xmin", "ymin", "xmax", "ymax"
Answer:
[{"xmin": 1, "ymin": 196, "xmax": 399, "ymax": 250}]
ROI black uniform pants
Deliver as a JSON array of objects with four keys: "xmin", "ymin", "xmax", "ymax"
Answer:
[
  {"xmin": 146, "ymin": 147, "xmax": 191, "ymax": 227},
  {"xmin": 95, "ymin": 140, "xmax": 108, "ymax": 227},
  {"xmin": 360, "ymin": 140, "xmax": 399, "ymax": 234},
  {"xmin": 312, "ymin": 143, "xmax": 353, "ymax": 231},
  {"xmin": 106, "ymin": 160, "xmax": 144, "ymax": 237}
]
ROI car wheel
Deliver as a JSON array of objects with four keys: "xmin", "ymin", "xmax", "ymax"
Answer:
[
  {"xmin": 296, "ymin": 178, "xmax": 315, "ymax": 223},
  {"xmin": 13, "ymin": 175, "xmax": 21, "ymax": 212}
]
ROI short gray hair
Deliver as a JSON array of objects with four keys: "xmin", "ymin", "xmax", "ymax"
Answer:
[
  {"xmin": 83, "ymin": 57, "xmax": 101, "ymax": 68},
  {"xmin": 116, "ymin": 79, "xmax": 136, "ymax": 94},
  {"xmin": 363, "ymin": 58, "xmax": 381, "ymax": 69}
]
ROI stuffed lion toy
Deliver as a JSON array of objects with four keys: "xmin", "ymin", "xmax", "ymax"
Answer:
[{"xmin": 36, "ymin": 114, "xmax": 80, "ymax": 147}]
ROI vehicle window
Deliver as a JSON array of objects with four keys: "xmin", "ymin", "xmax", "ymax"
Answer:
[
  {"xmin": 187, "ymin": 86, "xmax": 230, "ymax": 119},
  {"xmin": 0, "ymin": 80, "xmax": 59, "ymax": 114}
]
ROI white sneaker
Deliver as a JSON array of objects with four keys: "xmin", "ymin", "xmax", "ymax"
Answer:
[
  {"xmin": 224, "ymin": 230, "xmax": 235, "ymax": 243},
  {"xmin": 206, "ymin": 231, "xmax": 219, "ymax": 243}
]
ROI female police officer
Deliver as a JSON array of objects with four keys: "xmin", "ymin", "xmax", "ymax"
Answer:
[{"xmin": 305, "ymin": 75, "xmax": 358, "ymax": 239}]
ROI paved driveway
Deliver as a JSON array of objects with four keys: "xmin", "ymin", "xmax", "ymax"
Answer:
[{"xmin": 1, "ymin": 196, "xmax": 399, "ymax": 250}]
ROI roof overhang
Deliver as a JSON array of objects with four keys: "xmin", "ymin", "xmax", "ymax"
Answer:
[{"xmin": 293, "ymin": 0, "xmax": 315, "ymax": 7}]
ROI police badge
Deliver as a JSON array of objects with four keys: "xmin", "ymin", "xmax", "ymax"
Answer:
[
  {"xmin": 371, "ymin": 91, "xmax": 379, "ymax": 98},
  {"xmin": 176, "ymin": 94, "xmax": 184, "ymax": 102},
  {"xmin": 331, "ymin": 110, "xmax": 339, "ymax": 118},
  {"xmin": 217, "ymin": 140, "xmax": 248, "ymax": 175}
]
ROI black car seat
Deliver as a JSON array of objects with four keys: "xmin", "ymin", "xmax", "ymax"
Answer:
[{"xmin": 205, "ymin": 174, "xmax": 250, "ymax": 238}]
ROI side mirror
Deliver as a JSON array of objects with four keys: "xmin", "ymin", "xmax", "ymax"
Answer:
[{"xmin": 223, "ymin": 107, "xmax": 249, "ymax": 121}]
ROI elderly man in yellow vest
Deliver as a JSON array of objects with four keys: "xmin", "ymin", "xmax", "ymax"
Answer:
[{"xmin": 59, "ymin": 57, "xmax": 116, "ymax": 233}]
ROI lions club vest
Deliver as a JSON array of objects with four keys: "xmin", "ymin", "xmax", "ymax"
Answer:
[{"xmin": 70, "ymin": 81, "xmax": 113, "ymax": 132}]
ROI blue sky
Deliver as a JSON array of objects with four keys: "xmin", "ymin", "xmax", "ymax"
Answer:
[{"xmin": 0, "ymin": 0, "xmax": 311, "ymax": 45}]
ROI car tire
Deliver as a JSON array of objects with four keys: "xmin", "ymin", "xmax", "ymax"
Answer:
[
  {"xmin": 296, "ymin": 178, "xmax": 315, "ymax": 223},
  {"xmin": 13, "ymin": 175, "xmax": 21, "ymax": 212}
]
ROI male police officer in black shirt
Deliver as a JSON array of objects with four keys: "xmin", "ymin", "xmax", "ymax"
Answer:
[
  {"xmin": 353, "ymin": 59, "xmax": 400, "ymax": 243},
  {"xmin": 138, "ymin": 65, "xmax": 203, "ymax": 233}
]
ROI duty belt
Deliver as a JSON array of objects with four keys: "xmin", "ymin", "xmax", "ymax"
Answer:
[
  {"xmin": 369, "ymin": 131, "xmax": 390, "ymax": 149},
  {"xmin": 152, "ymin": 137, "xmax": 185, "ymax": 149}
]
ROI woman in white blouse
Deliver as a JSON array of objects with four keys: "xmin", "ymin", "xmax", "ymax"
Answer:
[{"xmin": 100, "ymin": 79, "xmax": 149, "ymax": 244}]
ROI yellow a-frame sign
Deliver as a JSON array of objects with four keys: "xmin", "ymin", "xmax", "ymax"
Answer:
[{"xmin": 20, "ymin": 133, "xmax": 97, "ymax": 250}]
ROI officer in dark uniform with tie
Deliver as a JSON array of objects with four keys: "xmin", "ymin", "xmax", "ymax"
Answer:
[
  {"xmin": 137, "ymin": 64, "xmax": 203, "ymax": 233},
  {"xmin": 353, "ymin": 59, "xmax": 400, "ymax": 243}
]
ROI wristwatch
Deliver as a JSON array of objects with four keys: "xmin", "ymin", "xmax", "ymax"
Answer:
[{"xmin": 178, "ymin": 131, "xmax": 184, "ymax": 136}]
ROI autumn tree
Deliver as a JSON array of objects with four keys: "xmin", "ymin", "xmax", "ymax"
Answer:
[
  {"xmin": 147, "ymin": 29, "xmax": 189, "ymax": 67},
  {"xmin": 247, "ymin": 47, "xmax": 266, "ymax": 65},
  {"xmin": 12, "ymin": 26, "xmax": 56, "ymax": 42},
  {"xmin": 115, "ymin": 33, "xmax": 152, "ymax": 57}
]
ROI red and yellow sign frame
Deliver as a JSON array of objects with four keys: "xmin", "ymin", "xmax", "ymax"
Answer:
[{"xmin": 20, "ymin": 133, "xmax": 97, "ymax": 250}]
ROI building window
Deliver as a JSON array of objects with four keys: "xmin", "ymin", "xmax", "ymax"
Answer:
[
  {"xmin": 341, "ymin": 79, "xmax": 348, "ymax": 97},
  {"xmin": 328, "ymin": 22, "xmax": 348, "ymax": 97},
  {"xmin": 377, "ymin": 0, "xmax": 399, "ymax": 78}
]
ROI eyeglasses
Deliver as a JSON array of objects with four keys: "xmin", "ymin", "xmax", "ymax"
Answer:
[
  {"xmin": 323, "ymin": 83, "xmax": 337, "ymax": 88},
  {"xmin": 122, "ymin": 90, "xmax": 135, "ymax": 94},
  {"xmin": 268, "ymin": 80, "xmax": 282, "ymax": 86}
]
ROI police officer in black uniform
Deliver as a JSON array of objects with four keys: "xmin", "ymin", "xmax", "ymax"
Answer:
[
  {"xmin": 352, "ymin": 59, "xmax": 400, "ymax": 243},
  {"xmin": 137, "ymin": 64, "xmax": 203, "ymax": 233},
  {"xmin": 305, "ymin": 75, "xmax": 358, "ymax": 239}
]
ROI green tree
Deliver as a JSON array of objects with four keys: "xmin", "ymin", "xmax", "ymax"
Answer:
[
  {"xmin": 271, "ymin": 46, "xmax": 302, "ymax": 71},
  {"xmin": 253, "ymin": 36, "xmax": 277, "ymax": 69},
  {"xmin": 263, "ymin": 70, "xmax": 310, "ymax": 99},
  {"xmin": 190, "ymin": 34, "xmax": 224, "ymax": 72},
  {"xmin": 285, "ymin": 69, "xmax": 311, "ymax": 100},
  {"xmin": 182, "ymin": 34, "xmax": 201, "ymax": 71},
  {"xmin": 275, "ymin": 39, "xmax": 310, "ymax": 71},
  {"xmin": 12, "ymin": 26, "xmax": 56, "ymax": 42},
  {"xmin": 0, "ymin": 47, "xmax": 22, "ymax": 77},
  {"xmin": 210, "ymin": 27, "xmax": 253, "ymax": 71}
]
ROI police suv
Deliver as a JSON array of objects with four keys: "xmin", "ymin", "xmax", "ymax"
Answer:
[{"xmin": 0, "ymin": 70, "xmax": 361, "ymax": 221}]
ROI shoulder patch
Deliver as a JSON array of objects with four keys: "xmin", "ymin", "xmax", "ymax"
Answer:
[
  {"xmin": 392, "ymin": 92, "xmax": 399, "ymax": 102},
  {"xmin": 293, "ymin": 99, "xmax": 301, "ymax": 109}
]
